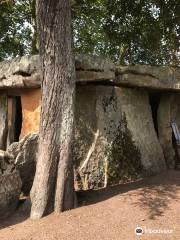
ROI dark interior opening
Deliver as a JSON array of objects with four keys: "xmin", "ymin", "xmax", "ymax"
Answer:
[
  {"xmin": 149, "ymin": 92, "xmax": 161, "ymax": 137},
  {"xmin": 14, "ymin": 96, "xmax": 22, "ymax": 142}
]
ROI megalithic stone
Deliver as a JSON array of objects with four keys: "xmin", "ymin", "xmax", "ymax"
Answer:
[
  {"xmin": 0, "ymin": 95, "xmax": 8, "ymax": 150},
  {"xmin": 6, "ymin": 97, "xmax": 17, "ymax": 147}
]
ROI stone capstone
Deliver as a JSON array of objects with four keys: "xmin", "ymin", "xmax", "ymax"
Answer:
[
  {"xmin": 1, "ymin": 55, "xmax": 180, "ymax": 90},
  {"xmin": 75, "ymin": 54, "xmax": 115, "ymax": 71},
  {"xmin": 0, "ymin": 150, "xmax": 21, "ymax": 218},
  {"xmin": 116, "ymin": 65, "xmax": 180, "ymax": 91},
  {"xmin": 0, "ymin": 54, "xmax": 180, "ymax": 91},
  {"xmin": 0, "ymin": 54, "xmax": 115, "ymax": 89},
  {"xmin": 7, "ymin": 134, "xmax": 39, "ymax": 195},
  {"xmin": 0, "ymin": 55, "xmax": 41, "ymax": 89},
  {"xmin": 75, "ymin": 54, "xmax": 115, "ymax": 82}
]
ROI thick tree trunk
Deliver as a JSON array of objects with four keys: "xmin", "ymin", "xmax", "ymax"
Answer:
[{"xmin": 30, "ymin": 0, "xmax": 75, "ymax": 219}]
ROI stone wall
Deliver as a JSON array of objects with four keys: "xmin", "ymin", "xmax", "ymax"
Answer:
[{"xmin": 0, "ymin": 54, "xmax": 180, "ymax": 192}]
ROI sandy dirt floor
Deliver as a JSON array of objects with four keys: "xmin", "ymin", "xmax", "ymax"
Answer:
[{"xmin": 0, "ymin": 170, "xmax": 180, "ymax": 240}]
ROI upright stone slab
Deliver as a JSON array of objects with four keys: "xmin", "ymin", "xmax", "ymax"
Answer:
[
  {"xmin": 118, "ymin": 88, "xmax": 166, "ymax": 174},
  {"xmin": 8, "ymin": 134, "xmax": 39, "ymax": 195},
  {"xmin": 0, "ymin": 150, "xmax": 21, "ymax": 219},
  {"xmin": 6, "ymin": 97, "xmax": 17, "ymax": 147},
  {"xmin": 74, "ymin": 86, "xmax": 166, "ymax": 190},
  {"xmin": 170, "ymin": 93, "xmax": 180, "ymax": 168},
  {"xmin": 0, "ymin": 95, "xmax": 8, "ymax": 150},
  {"xmin": 158, "ymin": 93, "xmax": 180, "ymax": 169},
  {"xmin": 171, "ymin": 93, "xmax": 180, "ymax": 127},
  {"xmin": 158, "ymin": 94, "xmax": 175, "ymax": 168}
]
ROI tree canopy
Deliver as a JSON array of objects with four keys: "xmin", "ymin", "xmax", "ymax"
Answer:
[
  {"xmin": 0, "ymin": 0, "xmax": 180, "ymax": 64},
  {"xmin": 0, "ymin": 0, "xmax": 36, "ymax": 61}
]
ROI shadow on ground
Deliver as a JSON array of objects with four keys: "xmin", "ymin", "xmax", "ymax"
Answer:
[
  {"xmin": 0, "ymin": 199, "xmax": 31, "ymax": 230},
  {"xmin": 133, "ymin": 184, "xmax": 179, "ymax": 219},
  {"xmin": 78, "ymin": 170, "xmax": 180, "ymax": 220},
  {"xmin": 0, "ymin": 170, "xmax": 180, "ymax": 230}
]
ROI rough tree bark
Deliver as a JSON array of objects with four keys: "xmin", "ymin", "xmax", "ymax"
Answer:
[{"xmin": 30, "ymin": 0, "xmax": 75, "ymax": 219}]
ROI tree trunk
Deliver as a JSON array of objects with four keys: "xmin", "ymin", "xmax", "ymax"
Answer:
[
  {"xmin": 30, "ymin": 0, "xmax": 39, "ymax": 54},
  {"xmin": 30, "ymin": 0, "xmax": 75, "ymax": 219}
]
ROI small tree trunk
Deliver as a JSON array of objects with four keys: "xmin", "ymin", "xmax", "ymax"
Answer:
[
  {"xmin": 30, "ymin": 0, "xmax": 38, "ymax": 54},
  {"xmin": 30, "ymin": 0, "xmax": 75, "ymax": 219}
]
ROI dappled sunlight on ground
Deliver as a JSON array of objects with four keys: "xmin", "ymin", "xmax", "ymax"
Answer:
[{"xmin": 0, "ymin": 170, "xmax": 180, "ymax": 240}]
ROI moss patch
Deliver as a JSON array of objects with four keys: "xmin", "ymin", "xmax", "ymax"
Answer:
[
  {"xmin": 107, "ymin": 114, "xmax": 143, "ymax": 185},
  {"xmin": 102, "ymin": 92, "xmax": 117, "ymax": 113},
  {"xmin": 0, "ymin": 95, "xmax": 8, "ymax": 110}
]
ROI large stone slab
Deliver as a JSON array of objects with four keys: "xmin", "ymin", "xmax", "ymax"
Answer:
[
  {"xmin": 6, "ymin": 97, "xmax": 17, "ymax": 147},
  {"xmin": 171, "ymin": 94, "xmax": 180, "ymax": 169},
  {"xmin": 116, "ymin": 65, "xmax": 180, "ymax": 91},
  {"xmin": 0, "ymin": 150, "xmax": 21, "ymax": 219},
  {"xmin": 0, "ymin": 95, "xmax": 8, "ymax": 150},
  {"xmin": 0, "ymin": 55, "xmax": 115, "ymax": 88},
  {"xmin": 75, "ymin": 54, "xmax": 115, "ymax": 71},
  {"xmin": 7, "ymin": 134, "xmax": 38, "ymax": 195},
  {"xmin": 0, "ymin": 55, "xmax": 41, "ymax": 89},
  {"xmin": 0, "ymin": 172, "xmax": 21, "ymax": 219},
  {"xmin": 158, "ymin": 93, "xmax": 180, "ymax": 169},
  {"xmin": 76, "ymin": 70, "xmax": 115, "ymax": 82},
  {"xmin": 74, "ymin": 86, "xmax": 166, "ymax": 190},
  {"xmin": 119, "ymin": 89, "xmax": 166, "ymax": 173},
  {"xmin": 157, "ymin": 94, "xmax": 175, "ymax": 169},
  {"xmin": 1, "ymin": 55, "xmax": 180, "ymax": 90}
]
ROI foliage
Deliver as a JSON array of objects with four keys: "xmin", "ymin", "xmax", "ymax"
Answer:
[
  {"xmin": 72, "ymin": 0, "xmax": 180, "ymax": 65},
  {"xmin": 0, "ymin": 0, "xmax": 36, "ymax": 61},
  {"xmin": 0, "ymin": 0, "xmax": 180, "ymax": 64}
]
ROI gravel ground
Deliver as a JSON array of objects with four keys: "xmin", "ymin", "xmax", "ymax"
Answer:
[{"xmin": 0, "ymin": 170, "xmax": 180, "ymax": 240}]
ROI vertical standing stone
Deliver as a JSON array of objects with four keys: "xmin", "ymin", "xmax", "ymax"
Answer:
[
  {"xmin": 170, "ymin": 93, "xmax": 180, "ymax": 169},
  {"xmin": 0, "ymin": 95, "xmax": 8, "ymax": 150},
  {"xmin": 158, "ymin": 93, "xmax": 175, "ymax": 169},
  {"xmin": 0, "ymin": 150, "xmax": 22, "ymax": 219},
  {"xmin": 6, "ymin": 97, "xmax": 17, "ymax": 148},
  {"xmin": 118, "ymin": 88, "xmax": 166, "ymax": 174}
]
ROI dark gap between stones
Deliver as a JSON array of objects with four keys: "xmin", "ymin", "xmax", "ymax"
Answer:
[
  {"xmin": 14, "ymin": 96, "xmax": 22, "ymax": 142},
  {"xmin": 149, "ymin": 92, "xmax": 161, "ymax": 137}
]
